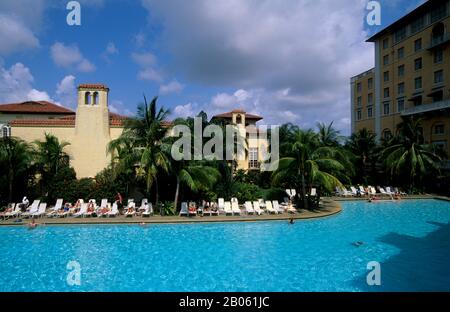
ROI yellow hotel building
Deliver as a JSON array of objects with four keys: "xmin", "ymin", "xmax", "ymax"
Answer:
[
  {"xmin": 0, "ymin": 84, "xmax": 268, "ymax": 178},
  {"xmin": 351, "ymin": 0, "xmax": 450, "ymax": 159}
]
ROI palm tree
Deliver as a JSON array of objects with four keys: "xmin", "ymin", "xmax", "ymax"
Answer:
[
  {"xmin": 346, "ymin": 128, "xmax": 377, "ymax": 184},
  {"xmin": 108, "ymin": 96, "xmax": 170, "ymax": 209},
  {"xmin": 172, "ymin": 160, "xmax": 220, "ymax": 212},
  {"xmin": 317, "ymin": 121, "xmax": 341, "ymax": 147},
  {"xmin": 272, "ymin": 128, "xmax": 347, "ymax": 209},
  {"xmin": 381, "ymin": 117, "xmax": 443, "ymax": 191},
  {"xmin": 34, "ymin": 133, "xmax": 70, "ymax": 178},
  {"xmin": 0, "ymin": 137, "xmax": 34, "ymax": 202}
]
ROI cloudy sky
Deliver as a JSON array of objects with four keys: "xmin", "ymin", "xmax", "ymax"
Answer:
[{"xmin": 0, "ymin": 0, "xmax": 424, "ymax": 134}]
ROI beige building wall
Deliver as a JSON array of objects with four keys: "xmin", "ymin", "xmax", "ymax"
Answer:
[{"xmin": 352, "ymin": 1, "xmax": 450, "ymax": 158}]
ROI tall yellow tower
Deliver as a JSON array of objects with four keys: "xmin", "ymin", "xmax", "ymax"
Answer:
[{"xmin": 72, "ymin": 84, "xmax": 112, "ymax": 178}]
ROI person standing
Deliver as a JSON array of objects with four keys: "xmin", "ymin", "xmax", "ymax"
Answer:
[{"xmin": 115, "ymin": 192, "xmax": 123, "ymax": 213}]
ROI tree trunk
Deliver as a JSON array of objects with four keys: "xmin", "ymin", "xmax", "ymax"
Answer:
[
  {"xmin": 174, "ymin": 176, "xmax": 180, "ymax": 215},
  {"xmin": 8, "ymin": 169, "xmax": 13, "ymax": 203},
  {"xmin": 301, "ymin": 173, "xmax": 308, "ymax": 210},
  {"xmin": 155, "ymin": 178, "xmax": 161, "ymax": 215}
]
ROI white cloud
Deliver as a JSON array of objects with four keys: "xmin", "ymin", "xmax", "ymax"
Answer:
[
  {"xmin": 0, "ymin": 63, "xmax": 77, "ymax": 109},
  {"xmin": 50, "ymin": 42, "xmax": 96, "ymax": 72},
  {"xmin": 109, "ymin": 100, "xmax": 133, "ymax": 116},
  {"xmin": 159, "ymin": 80, "xmax": 184, "ymax": 95},
  {"xmin": 27, "ymin": 89, "xmax": 51, "ymax": 102},
  {"xmin": 142, "ymin": 0, "xmax": 374, "ymax": 134},
  {"xmin": 0, "ymin": 14, "xmax": 39, "ymax": 55},
  {"xmin": 106, "ymin": 42, "xmax": 118, "ymax": 54},
  {"xmin": 173, "ymin": 102, "xmax": 195, "ymax": 118},
  {"xmin": 138, "ymin": 68, "xmax": 164, "ymax": 82},
  {"xmin": 55, "ymin": 75, "xmax": 77, "ymax": 108},
  {"xmin": 131, "ymin": 52, "xmax": 157, "ymax": 67},
  {"xmin": 131, "ymin": 51, "xmax": 164, "ymax": 82}
]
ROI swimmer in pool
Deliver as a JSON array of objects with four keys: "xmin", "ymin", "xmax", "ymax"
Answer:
[
  {"xmin": 352, "ymin": 241, "xmax": 364, "ymax": 247},
  {"xmin": 288, "ymin": 217, "xmax": 295, "ymax": 224},
  {"xmin": 28, "ymin": 218, "xmax": 38, "ymax": 229}
]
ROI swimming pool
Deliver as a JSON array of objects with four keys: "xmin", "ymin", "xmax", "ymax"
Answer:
[{"xmin": 0, "ymin": 199, "xmax": 449, "ymax": 292}]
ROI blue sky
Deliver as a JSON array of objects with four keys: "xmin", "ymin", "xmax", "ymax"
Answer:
[{"xmin": 0, "ymin": 0, "xmax": 424, "ymax": 134}]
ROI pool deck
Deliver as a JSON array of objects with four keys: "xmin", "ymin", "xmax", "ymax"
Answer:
[
  {"xmin": 0, "ymin": 199, "xmax": 342, "ymax": 226},
  {"xmin": 1, "ymin": 195, "xmax": 448, "ymax": 226}
]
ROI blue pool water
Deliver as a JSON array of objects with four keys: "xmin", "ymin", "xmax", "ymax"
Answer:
[{"xmin": 0, "ymin": 199, "xmax": 449, "ymax": 292}]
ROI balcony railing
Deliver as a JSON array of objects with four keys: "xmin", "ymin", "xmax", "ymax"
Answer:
[
  {"xmin": 427, "ymin": 34, "xmax": 450, "ymax": 50},
  {"xmin": 401, "ymin": 99, "xmax": 450, "ymax": 116}
]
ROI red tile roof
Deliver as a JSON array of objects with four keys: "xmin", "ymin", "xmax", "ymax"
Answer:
[
  {"xmin": 9, "ymin": 112, "xmax": 128, "ymax": 127},
  {"xmin": 212, "ymin": 109, "xmax": 263, "ymax": 121},
  {"xmin": 78, "ymin": 84, "xmax": 109, "ymax": 90},
  {"xmin": 0, "ymin": 101, "xmax": 74, "ymax": 114}
]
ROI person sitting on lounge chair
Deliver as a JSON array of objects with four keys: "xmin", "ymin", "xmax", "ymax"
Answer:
[
  {"xmin": 73, "ymin": 199, "xmax": 82, "ymax": 211},
  {"xmin": 188, "ymin": 202, "xmax": 197, "ymax": 215},
  {"xmin": 126, "ymin": 205, "xmax": 135, "ymax": 214},
  {"xmin": 20, "ymin": 196, "xmax": 30, "ymax": 212},
  {"xmin": 87, "ymin": 201, "xmax": 95, "ymax": 214}
]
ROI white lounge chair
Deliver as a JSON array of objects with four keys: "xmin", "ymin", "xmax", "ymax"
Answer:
[
  {"xmin": 32, "ymin": 203, "xmax": 47, "ymax": 218},
  {"xmin": 21, "ymin": 200, "xmax": 40, "ymax": 218},
  {"xmin": 142, "ymin": 203, "xmax": 153, "ymax": 217},
  {"xmin": 244, "ymin": 201, "xmax": 254, "ymax": 215},
  {"xmin": 252, "ymin": 201, "xmax": 263, "ymax": 215},
  {"xmin": 258, "ymin": 198, "xmax": 266, "ymax": 210},
  {"xmin": 370, "ymin": 186, "xmax": 378, "ymax": 195},
  {"xmin": 138, "ymin": 198, "xmax": 148, "ymax": 213},
  {"xmin": 98, "ymin": 199, "xmax": 108, "ymax": 211},
  {"xmin": 46, "ymin": 199, "xmax": 63, "ymax": 217},
  {"xmin": 224, "ymin": 201, "xmax": 233, "ymax": 215},
  {"xmin": 179, "ymin": 202, "xmax": 188, "ymax": 216},
  {"xmin": 107, "ymin": 202, "xmax": 119, "ymax": 217},
  {"xmin": 272, "ymin": 200, "xmax": 284, "ymax": 214},
  {"xmin": 265, "ymin": 201, "xmax": 277, "ymax": 214},
  {"xmin": 394, "ymin": 187, "xmax": 407, "ymax": 196},
  {"xmin": 350, "ymin": 186, "xmax": 358, "ymax": 196},
  {"xmin": 359, "ymin": 186, "xmax": 366, "ymax": 195},
  {"xmin": 218, "ymin": 198, "xmax": 225, "ymax": 214},
  {"xmin": 340, "ymin": 187, "xmax": 354, "ymax": 197},
  {"xmin": 74, "ymin": 203, "xmax": 87, "ymax": 217},
  {"xmin": 3, "ymin": 204, "xmax": 21, "ymax": 219},
  {"xmin": 231, "ymin": 202, "xmax": 241, "ymax": 215},
  {"xmin": 310, "ymin": 188, "xmax": 317, "ymax": 197},
  {"xmin": 385, "ymin": 187, "xmax": 395, "ymax": 195}
]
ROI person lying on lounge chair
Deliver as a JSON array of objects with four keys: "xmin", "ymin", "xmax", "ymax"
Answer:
[{"xmin": 73, "ymin": 199, "xmax": 82, "ymax": 210}]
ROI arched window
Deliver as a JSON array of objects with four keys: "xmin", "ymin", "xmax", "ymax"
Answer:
[
  {"xmin": 236, "ymin": 114, "xmax": 242, "ymax": 124},
  {"xmin": 1, "ymin": 125, "xmax": 11, "ymax": 138},
  {"xmin": 432, "ymin": 23, "xmax": 445, "ymax": 45},
  {"xmin": 93, "ymin": 92, "xmax": 99, "ymax": 105},
  {"xmin": 85, "ymin": 92, "xmax": 91, "ymax": 105}
]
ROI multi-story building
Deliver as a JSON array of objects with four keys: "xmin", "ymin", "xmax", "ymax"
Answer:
[{"xmin": 351, "ymin": 0, "xmax": 450, "ymax": 158}]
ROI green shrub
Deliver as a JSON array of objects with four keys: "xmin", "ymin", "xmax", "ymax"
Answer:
[
  {"xmin": 263, "ymin": 187, "xmax": 288, "ymax": 201},
  {"xmin": 231, "ymin": 182, "xmax": 263, "ymax": 202}
]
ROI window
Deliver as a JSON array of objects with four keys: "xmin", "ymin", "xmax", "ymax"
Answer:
[
  {"xmin": 398, "ymin": 65, "xmax": 405, "ymax": 77},
  {"xmin": 414, "ymin": 38, "xmax": 422, "ymax": 52},
  {"xmin": 432, "ymin": 90, "xmax": 444, "ymax": 102},
  {"xmin": 431, "ymin": 3, "xmax": 446, "ymax": 23},
  {"xmin": 384, "ymin": 71, "xmax": 390, "ymax": 82},
  {"xmin": 1, "ymin": 125, "xmax": 11, "ymax": 138},
  {"xmin": 357, "ymin": 96, "xmax": 362, "ymax": 107},
  {"xmin": 93, "ymin": 92, "xmax": 99, "ymax": 105},
  {"xmin": 434, "ymin": 124, "xmax": 445, "ymax": 135},
  {"xmin": 414, "ymin": 57, "xmax": 422, "ymax": 70},
  {"xmin": 415, "ymin": 77, "xmax": 422, "ymax": 90},
  {"xmin": 357, "ymin": 110, "xmax": 362, "ymax": 121},
  {"xmin": 411, "ymin": 16, "xmax": 425, "ymax": 33},
  {"xmin": 85, "ymin": 92, "xmax": 91, "ymax": 105},
  {"xmin": 397, "ymin": 82, "xmax": 405, "ymax": 95},
  {"xmin": 383, "ymin": 102, "xmax": 390, "ymax": 115},
  {"xmin": 367, "ymin": 106, "xmax": 373, "ymax": 118},
  {"xmin": 397, "ymin": 47, "xmax": 405, "ymax": 59},
  {"xmin": 368, "ymin": 93, "xmax": 373, "ymax": 105},
  {"xmin": 413, "ymin": 96, "xmax": 423, "ymax": 106},
  {"xmin": 397, "ymin": 99, "xmax": 405, "ymax": 112},
  {"xmin": 383, "ymin": 38, "xmax": 389, "ymax": 49},
  {"xmin": 368, "ymin": 78, "xmax": 373, "ymax": 90},
  {"xmin": 434, "ymin": 70, "xmax": 444, "ymax": 84},
  {"xmin": 383, "ymin": 129, "xmax": 392, "ymax": 141},
  {"xmin": 356, "ymin": 82, "xmax": 362, "ymax": 93},
  {"xmin": 434, "ymin": 48, "xmax": 443, "ymax": 63},
  {"xmin": 394, "ymin": 27, "xmax": 407, "ymax": 43},
  {"xmin": 384, "ymin": 87, "xmax": 390, "ymax": 98},
  {"xmin": 383, "ymin": 55, "xmax": 389, "ymax": 66},
  {"xmin": 248, "ymin": 148, "xmax": 258, "ymax": 169}
]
